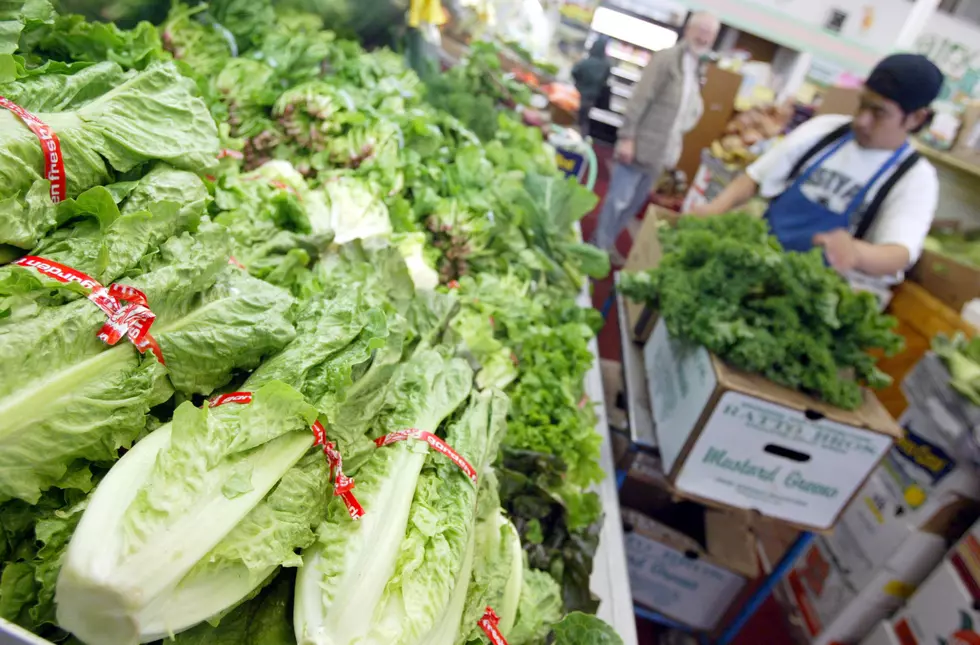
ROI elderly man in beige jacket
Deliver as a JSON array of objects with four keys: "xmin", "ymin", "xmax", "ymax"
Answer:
[{"xmin": 592, "ymin": 12, "xmax": 720, "ymax": 264}]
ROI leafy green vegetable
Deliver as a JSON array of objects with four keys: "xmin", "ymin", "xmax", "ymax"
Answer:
[
  {"xmin": 169, "ymin": 569, "xmax": 296, "ymax": 645},
  {"xmin": 0, "ymin": 222, "xmax": 295, "ymax": 504},
  {"xmin": 1, "ymin": 61, "xmax": 219, "ymax": 247},
  {"xmin": 933, "ymin": 333, "xmax": 980, "ymax": 405},
  {"xmin": 620, "ymin": 213, "xmax": 905, "ymax": 409},
  {"xmin": 552, "ymin": 612, "xmax": 624, "ymax": 645},
  {"xmin": 56, "ymin": 381, "xmax": 323, "ymax": 645},
  {"xmin": 294, "ymin": 349, "xmax": 473, "ymax": 642}
]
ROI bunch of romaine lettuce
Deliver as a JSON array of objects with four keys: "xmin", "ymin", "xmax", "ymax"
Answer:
[{"xmin": 0, "ymin": 3, "xmax": 621, "ymax": 643}]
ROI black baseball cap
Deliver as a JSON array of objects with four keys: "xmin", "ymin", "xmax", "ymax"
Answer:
[{"xmin": 865, "ymin": 53, "xmax": 945, "ymax": 113}]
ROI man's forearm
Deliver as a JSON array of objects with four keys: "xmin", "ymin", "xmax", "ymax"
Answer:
[
  {"xmin": 854, "ymin": 242, "xmax": 911, "ymax": 276},
  {"xmin": 697, "ymin": 174, "xmax": 759, "ymax": 215}
]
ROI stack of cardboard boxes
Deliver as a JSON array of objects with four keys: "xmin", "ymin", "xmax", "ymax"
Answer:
[
  {"xmin": 617, "ymin": 209, "xmax": 915, "ymax": 636},
  {"xmin": 778, "ymin": 349, "xmax": 980, "ymax": 645},
  {"xmin": 861, "ymin": 518, "xmax": 980, "ymax": 645}
]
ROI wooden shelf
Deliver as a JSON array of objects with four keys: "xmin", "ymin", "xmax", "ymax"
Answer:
[{"xmin": 914, "ymin": 140, "xmax": 980, "ymax": 179}]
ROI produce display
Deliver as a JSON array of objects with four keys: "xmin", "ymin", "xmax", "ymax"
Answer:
[
  {"xmin": 923, "ymin": 230, "xmax": 980, "ymax": 269},
  {"xmin": 710, "ymin": 103, "xmax": 794, "ymax": 166},
  {"xmin": 620, "ymin": 213, "xmax": 904, "ymax": 410},
  {"xmin": 933, "ymin": 333, "xmax": 980, "ymax": 406},
  {"xmin": 0, "ymin": 2, "xmax": 616, "ymax": 644}
]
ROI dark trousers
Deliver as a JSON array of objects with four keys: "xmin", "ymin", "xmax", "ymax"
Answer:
[{"xmin": 578, "ymin": 101, "xmax": 595, "ymax": 138}]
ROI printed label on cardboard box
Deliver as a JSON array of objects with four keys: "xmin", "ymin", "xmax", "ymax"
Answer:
[
  {"xmin": 644, "ymin": 319, "xmax": 717, "ymax": 473},
  {"xmin": 788, "ymin": 538, "xmax": 855, "ymax": 637},
  {"xmin": 893, "ymin": 561, "xmax": 980, "ymax": 645},
  {"xmin": 675, "ymin": 392, "xmax": 893, "ymax": 528},
  {"xmin": 625, "ymin": 530, "xmax": 745, "ymax": 630}
]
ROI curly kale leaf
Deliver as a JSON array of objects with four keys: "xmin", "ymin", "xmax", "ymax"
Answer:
[{"xmin": 620, "ymin": 213, "xmax": 904, "ymax": 410}]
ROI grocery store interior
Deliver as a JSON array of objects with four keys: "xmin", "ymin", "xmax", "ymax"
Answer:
[{"xmin": 4, "ymin": 0, "xmax": 980, "ymax": 644}]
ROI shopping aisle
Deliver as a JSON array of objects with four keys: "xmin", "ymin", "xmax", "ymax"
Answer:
[{"xmin": 584, "ymin": 143, "xmax": 797, "ymax": 645}]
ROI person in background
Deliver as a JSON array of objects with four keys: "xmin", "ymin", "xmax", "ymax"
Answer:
[
  {"xmin": 689, "ymin": 53, "xmax": 945, "ymax": 280},
  {"xmin": 571, "ymin": 36, "xmax": 612, "ymax": 138},
  {"xmin": 592, "ymin": 12, "xmax": 721, "ymax": 265}
]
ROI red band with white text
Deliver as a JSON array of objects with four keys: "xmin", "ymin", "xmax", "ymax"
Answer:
[
  {"xmin": 0, "ymin": 97, "xmax": 67, "ymax": 203},
  {"xmin": 374, "ymin": 428, "xmax": 477, "ymax": 484},
  {"xmin": 478, "ymin": 608, "xmax": 508, "ymax": 645},
  {"xmin": 209, "ymin": 392, "xmax": 364, "ymax": 520},
  {"xmin": 14, "ymin": 256, "xmax": 163, "ymax": 362}
]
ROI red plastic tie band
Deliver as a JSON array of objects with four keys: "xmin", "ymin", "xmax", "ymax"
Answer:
[
  {"xmin": 0, "ymin": 97, "xmax": 66, "ymax": 203},
  {"xmin": 209, "ymin": 392, "xmax": 364, "ymax": 520},
  {"xmin": 479, "ymin": 607, "xmax": 508, "ymax": 645},
  {"xmin": 218, "ymin": 148, "xmax": 244, "ymax": 160},
  {"xmin": 374, "ymin": 428, "xmax": 477, "ymax": 484},
  {"xmin": 14, "ymin": 256, "xmax": 163, "ymax": 362}
]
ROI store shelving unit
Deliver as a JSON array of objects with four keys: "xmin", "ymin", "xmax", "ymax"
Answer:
[
  {"xmin": 0, "ymin": 619, "xmax": 46, "ymax": 645},
  {"xmin": 611, "ymin": 273, "xmax": 814, "ymax": 645},
  {"xmin": 582, "ymin": 305, "xmax": 640, "ymax": 644}
]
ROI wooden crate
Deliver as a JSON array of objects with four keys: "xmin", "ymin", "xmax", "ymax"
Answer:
[{"xmin": 874, "ymin": 281, "xmax": 976, "ymax": 419}]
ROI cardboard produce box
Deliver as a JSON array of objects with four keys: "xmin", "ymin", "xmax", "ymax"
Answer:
[
  {"xmin": 786, "ymin": 535, "xmax": 944, "ymax": 645},
  {"xmin": 622, "ymin": 206, "xmax": 669, "ymax": 340},
  {"xmin": 824, "ymin": 460, "xmax": 980, "ymax": 593},
  {"xmin": 902, "ymin": 353, "xmax": 980, "ymax": 462},
  {"xmin": 950, "ymin": 101, "xmax": 980, "ymax": 168},
  {"xmin": 910, "ymin": 249, "xmax": 980, "ymax": 314},
  {"xmin": 623, "ymin": 506, "xmax": 757, "ymax": 631},
  {"xmin": 861, "ymin": 621, "xmax": 902, "ymax": 645},
  {"xmin": 642, "ymin": 317, "xmax": 902, "ymax": 531},
  {"xmin": 892, "ymin": 517, "xmax": 980, "ymax": 644},
  {"xmin": 892, "ymin": 560, "xmax": 980, "ymax": 644}
]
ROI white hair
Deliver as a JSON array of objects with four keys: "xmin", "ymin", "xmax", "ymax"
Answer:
[{"xmin": 687, "ymin": 11, "xmax": 721, "ymax": 33}]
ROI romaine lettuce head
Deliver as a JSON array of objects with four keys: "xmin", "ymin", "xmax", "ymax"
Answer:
[
  {"xmin": 0, "ymin": 221, "xmax": 296, "ymax": 504},
  {"xmin": 56, "ymin": 381, "xmax": 323, "ymax": 645},
  {"xmin": 0, "ymin": 61, "xmax": 219, "ymax": 246}
]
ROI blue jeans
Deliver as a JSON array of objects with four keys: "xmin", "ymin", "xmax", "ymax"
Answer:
[{"xmin": 593, "ymin": 162, "xmax": 657, "ymax": 251}]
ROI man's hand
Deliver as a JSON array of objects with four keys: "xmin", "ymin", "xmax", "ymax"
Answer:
[
  {"xmin": 614, "ymin": 138, "xmax": 635, "ymax": 164},
  {"xmin": 813, "ymin": 229, "xmax": 861, "ymax": 272},
  {"xmin": 686, "ymin": 202, "xmax": 720, "ymax": 217}
]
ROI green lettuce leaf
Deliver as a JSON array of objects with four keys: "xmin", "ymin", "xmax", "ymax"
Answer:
[
  {"xmin": 0, "ymin": 61, "xmax": 219, "ymax": 245},
  {"xmin": 509, "ymin": 569, "xmax": 564, "ymax": 645},
  {"xmin": 362, "ymin": 390, "xmax": 508, "ymax": 645},
  {"xmin": 0, "ymin": 221, "xmax": 295, "ymax": 504},
  {"xmin": 169, "ymin": 570, "xmax": 296, "ymax": 645},
  {"xmin": 551, "ymin": 612, "xmax": 623, "ymax": 645},
  {"xmin": 56, "ymin": 381, "xmax": 321, "ymax": 645},
  {"xmin": 294, "ymin": 349, "xmax": 472, "ymax": 645}
]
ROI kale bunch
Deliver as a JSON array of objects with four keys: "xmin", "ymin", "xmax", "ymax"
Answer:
[{"xmin": 620, "ymin": 213, "xmax": 905, "ymax": 410}]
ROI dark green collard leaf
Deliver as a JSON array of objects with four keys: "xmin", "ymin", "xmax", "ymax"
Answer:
[
  {"xmin": 552, "ymin": 612, "xmax": 624, "ymax": 645},
  {"xmin": 0, "ymin": 481, "xmax": 93, "ymax": 638},
  {"xmin": 496, "ymin": 449, "xmax": 601, "ymax": 615}
]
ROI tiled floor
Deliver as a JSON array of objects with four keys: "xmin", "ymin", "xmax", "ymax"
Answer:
[{"xmin": 584, "ymin": 142, "xmax": 797, "ymax": 645}]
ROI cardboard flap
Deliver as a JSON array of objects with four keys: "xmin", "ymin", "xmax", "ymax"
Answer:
[
  {"xmin": 705, "ymin": 509, "xmax": 759, "ymax": 578},
  {"xmin": 710, "ymin": 354, "xmax": 902, "ymax": 439},
  {"xmin": 622, "ymin": 507, "xmax": 758, "ymax": 579},
  {"xmin": 624, "ymin": 207, "xmax": 668, "ymax": 341},
  {"xmin": 622, "ymin": 508, "xmax": 707, "ymax": 557}
]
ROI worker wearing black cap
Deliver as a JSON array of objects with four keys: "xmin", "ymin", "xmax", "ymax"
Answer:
[{"xmin": 690, "ymin": 54, "xmax": 945, "ymax": 279}]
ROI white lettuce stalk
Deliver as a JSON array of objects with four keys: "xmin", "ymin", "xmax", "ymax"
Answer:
[
  {"xmin": 293, "ymin": 350, "xmax": 473, "ymax": 645},
  {"xmin": 56, "ymin": 381, "xmax": 324, "ymax": 645}
]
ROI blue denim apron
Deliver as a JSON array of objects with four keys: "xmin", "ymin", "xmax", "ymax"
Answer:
[{"xmin": 765, "ymin": 133, "xmax": 910, "ymax": 253}]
